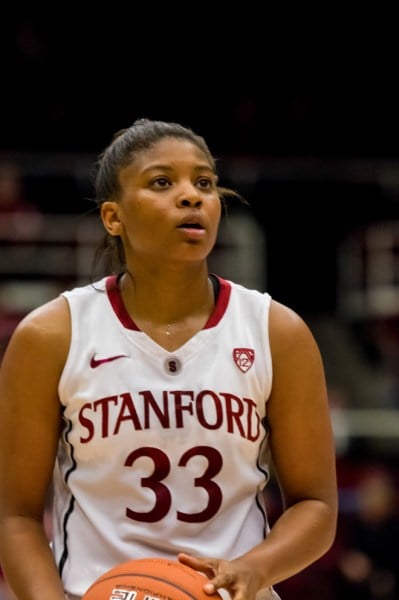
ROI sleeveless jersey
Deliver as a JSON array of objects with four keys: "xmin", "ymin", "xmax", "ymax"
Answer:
[{"xmin": 53, "ymin": 274, "xmax": 280, "ymax": 600}]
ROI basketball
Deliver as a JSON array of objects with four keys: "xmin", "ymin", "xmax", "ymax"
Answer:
[{"xmin": 82, "ymin": 557, "xmax": 223, "ymax": 600}]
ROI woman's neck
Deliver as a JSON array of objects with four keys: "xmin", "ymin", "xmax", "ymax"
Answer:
[{"xmin": 118, "ymin": 267, "xmax": 215, "ymax": 350}]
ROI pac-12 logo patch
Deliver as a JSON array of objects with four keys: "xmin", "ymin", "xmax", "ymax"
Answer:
[{"xmin": 233, "ymin": 348, "xmax": 255, "ymax": 372}]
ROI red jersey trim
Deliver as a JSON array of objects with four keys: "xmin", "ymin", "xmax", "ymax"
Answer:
[
  {"xmin": 204, "ymin": 274, "xmax": 231, "ymax": 328},
  {"xmin": 106, "ymin": 274, "xmax": 139, "ymax": 330},
  {"xmin": 105, "ymin": 274, "xmax": 231, "ymax": 331}
]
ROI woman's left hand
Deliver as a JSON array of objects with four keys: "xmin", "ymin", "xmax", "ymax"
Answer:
[{"xmin": 178, "ymin": 552, "xmax": 264, "ymax": 600}]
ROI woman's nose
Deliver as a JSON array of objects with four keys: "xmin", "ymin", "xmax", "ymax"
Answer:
[
  {"xmin": 176, "ymin": 184, "xmax": 202, "ymax": 208},
  {"xmin": 179, "ymin": 197, "xmax": 202, "ymax": 208}
]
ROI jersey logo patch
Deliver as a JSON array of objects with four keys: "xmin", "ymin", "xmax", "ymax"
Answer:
[
  {"xmin": 90, "ymin": 354, "xmax": 129, "ymax": 368},
  {"xmin": 164, "ymin": 356, "xmax": 182, "ymax": 375},
  {"xmin": 233, "ymin": 348, "xmax": 255, "ymax": 373}
]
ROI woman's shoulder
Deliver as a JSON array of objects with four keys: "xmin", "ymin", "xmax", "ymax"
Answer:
[
  {"xmin": 269, "ymin": 298, "xmax": 304, "ymax": 328},
  {"xmin": 221, "ymin": 277, "xmax": 271, "ymax": 303},
  {"xmin": 8, "ymin": 295, "xmax": 71, "ymax": 360},
  {"xmin": 269, "ymin": 298, "xmax": 321, "ymax": 357}
]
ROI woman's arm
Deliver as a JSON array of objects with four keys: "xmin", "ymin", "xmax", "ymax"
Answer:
[
  {"xmin": 246, "ymin": 299, "xmax": 338, "ymax": 584},
  {"xmin": 179, "ymin": 299, "xmax": 338, "ymax": 598},
  {"xmin": 0, "ymin": 296, "xmax": 71, "ymax": 600}
]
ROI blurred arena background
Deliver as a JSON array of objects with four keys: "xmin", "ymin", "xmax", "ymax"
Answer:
[{"xmin": 3, "ymin": 11, "xmax": 399, "ymax": 599}]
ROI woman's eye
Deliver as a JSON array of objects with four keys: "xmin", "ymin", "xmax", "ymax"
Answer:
[
  {"xmin": 197, "ymin": 178, "xmax": 212, "ymax": 189},
  {"xmin": 152, "ymin": 177, "xmax": 169, "ymax": 188}
]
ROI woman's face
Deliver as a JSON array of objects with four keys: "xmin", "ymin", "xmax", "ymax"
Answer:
[{"xmin": 101, "ymin": 137, "xmax": 222, "ymax": 268}]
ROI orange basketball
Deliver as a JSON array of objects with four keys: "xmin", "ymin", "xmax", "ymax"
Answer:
[{"xmin": 82, "ymin": 557, "xmax": 223, "ymax": 600}]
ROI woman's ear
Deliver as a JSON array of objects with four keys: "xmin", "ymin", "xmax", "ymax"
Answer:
[{"xmin": 101, "ymin": 201, "xmax": 122, "ymax": 236}]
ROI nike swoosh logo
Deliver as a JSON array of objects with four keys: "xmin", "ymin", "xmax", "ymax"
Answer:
[{"xmin": 90, "ymin": 354, "xmax": 129, "ymax": 368}]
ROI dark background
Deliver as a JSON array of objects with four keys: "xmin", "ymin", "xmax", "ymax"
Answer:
[
  {"xmin": 3, "ymin": 12, "xmax": 399, "ymax": 316},
  {"xmin": 4, "ymin": 13, "xmax": 399, "ymax": 600}
]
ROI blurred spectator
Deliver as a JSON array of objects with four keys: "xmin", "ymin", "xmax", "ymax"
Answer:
[
  {"xmin": 365, "ymin": 315, "xmax": 399, "ymax": 409},
  {"xmin": 0, "ymin": 160, "xmax": 43, "ymax": 239},
  {"xmin": 328, "ymin": 385, "xmax": 351, "ymax": 457},
  {"xmin": 0, "ymin": 160, "xmax": 44, "ymax": 361},
  {"xmin": 333, "ymin": 467, "xmax": 399, "ymax": 599}
]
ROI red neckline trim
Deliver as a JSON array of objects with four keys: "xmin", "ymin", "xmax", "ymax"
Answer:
[{"xmin": 105, "ymin": 274, "xmax": 231, "ymax": 331}]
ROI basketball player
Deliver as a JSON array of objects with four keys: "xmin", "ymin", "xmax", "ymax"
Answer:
[{"xmin": 0, "ymin": 119, "xmax": 338, "ymax": 600}]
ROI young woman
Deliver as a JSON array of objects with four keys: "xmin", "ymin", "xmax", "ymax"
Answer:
[{"xmin": 0, "ymin": 119, "xmax": 338, "ymax": 600}]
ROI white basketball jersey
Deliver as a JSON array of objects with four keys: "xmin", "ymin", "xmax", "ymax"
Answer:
[{"xmin": 53, "ymin": 274, "xmax": 280, "ymax": 600}]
